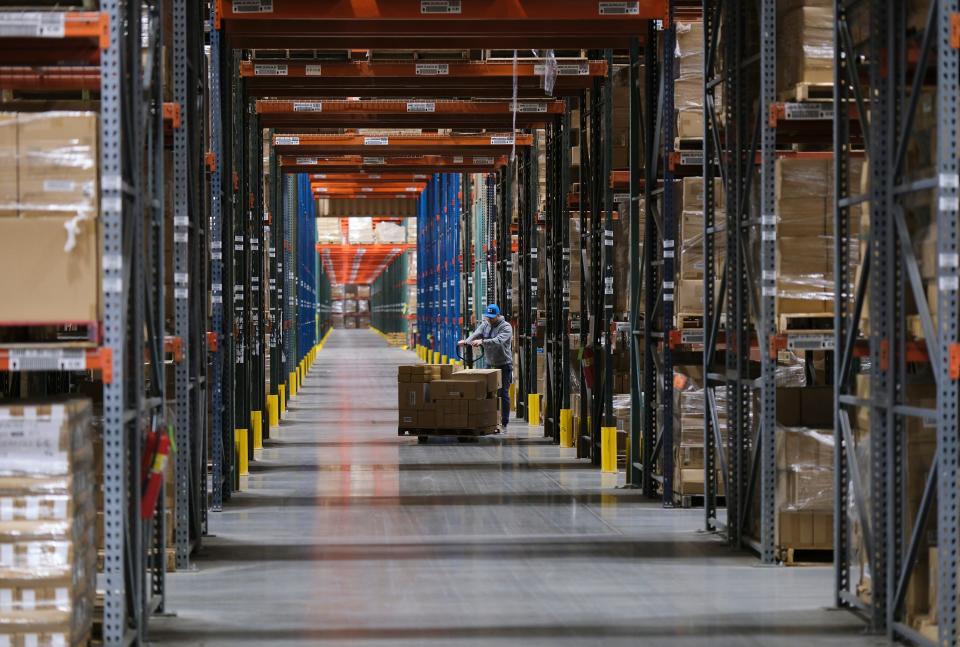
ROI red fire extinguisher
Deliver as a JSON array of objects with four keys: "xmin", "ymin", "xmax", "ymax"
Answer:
[
  {"xmin": 581, "ymin": 345, "xmax": 595, "ymax": 391},
  {"xmin": 141, "ymin": 428, "xmax": 171, "ymax": 519}
]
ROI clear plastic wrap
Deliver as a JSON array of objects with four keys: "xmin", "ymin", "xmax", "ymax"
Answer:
[
  {"xmin": 777, "ymin": 1, "xmax": 835, "ymax": 93},
  {"xmin": 316, "ymin": 217, "xmax": 342, "ymax": 245},
  {"xmin": 374, "ymin": 220, "xmax": 406, "ymax": 244},
  {"xmin": 348, "ymin": 216, "xmax": 375, "ymax": 244},
  {"xmin": 0, "ymin": 401, "xmax": 96, "ymax": 642},
  {"xmin": 775, "ymin": 425, "xmax": 834, "ymax": 511},
  {"xmin": 673, "ymin": 371, "xmax": 728, "ymax": 447}
]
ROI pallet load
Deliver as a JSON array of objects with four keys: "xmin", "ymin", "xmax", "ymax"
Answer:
[
  {"xmin": 675, "ymin": 21, "xmax": 706, "ymax": 141},
  {"xmin": 775, "ymin": 157, "xmax": 861, "ymax": 328},
  {"xmin": 0, "ymin": 112, "xmax": 100, "ymax": 341},
  {"xmin": 764, "ymin": 386, "xmax": 834, "ymax": 563},
  {"xmin": 672, "ymin": 372, "xmax": 726, "ymax": 503},
  {"xmin": 777, "ymin": 0, "xmax": 833, "ymax": 100},
  {"xmin": 397, "ymin": 365, "xmax": 502, "ymax": 438},
  {"xmin": 0, "ymin": 400, "xmax": 97, "ymax": 646}
]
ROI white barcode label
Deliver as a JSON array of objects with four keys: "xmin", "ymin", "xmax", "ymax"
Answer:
[
  {"xmin": 305, "ymin": 64, "xmax": 322, "ymax": 76},
  {"xmin": 315, "ymin": 187, "xmax": 328, "ymax": 193},
  {"xmin": 43, "ymin": 180, "xmax": 75, "ymax": 193},
  {"xmin": 174, "ymin": 272, "xmax": 189, "ymax": 285},
  {"xmin": 296, "ymin": 157, "xmax": 317, "ymax": 165},
  {"xmin": 490, "ymin": 136, "xmax": 514, "ymax": 145},
  {"xmin": 453, "ymin": 156, "xmax": 464, "ymax": 163},
  {"xmin": 407, "ymin": 102, "xmax": 436, "ymax": 112},
  {"xmin": 516, "ymin": 103, "xmax": 548, "ymax": 113},
  {"xmin": 536, "ymin": 62, "xmax": 590, "ymax": 76},
  {"xmin": 416, "ymin": 64, "xmax": 449, "ymax": 76},
  {"xmin": 421, "ymin": 0, "xmax": 461, "ymax": 14},
  {"xmin": 254, "ymin": 64, "xmax": 287, "ymax": 76},
  {"xmin": 0, "ymin": 13, "xmax": 66, "ymax": 38},
  {"xmin": 783, "ymin": 103, "xmax": 833, "ymax": 120},
  {"xmin": 232, "ymin": 0, "xmax": 273, "ymax": 13},
  {"xmin": 175, "ymin": 288, "xmax": 189, "ymax": 300},
  {"xmin": 173, "ymin": 216, "xmax": 189, "ymax": 227},
  {"xmin": 364, "ymin": 137, "xmax": 389, "ymax": 146},
  {"xmin": 473, "ymin": 157, "xmax": 495, "ymax": 165},
  {"xmin": 275, "ymin": 136, "xmax": 300, "ymax": 145},
  {"xmin": 405, "ymin": 187, "xmax": 420, "ymax": 192},
  {"xmin": 174, "ymin": 232, "xmax": 188, "ymax": 243},
  {"xmin": 363, "ymin": 157, "xmax": 386, "ymax": 165},
  {"xmin": 599, "ymin": 2, "xmax": 640, "ymax": 15},
  {"xmin": 293, "ymin": 102, "xmax": 323, "ymax": 112}
]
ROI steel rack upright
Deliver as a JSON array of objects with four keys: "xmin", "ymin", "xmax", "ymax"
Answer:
[{"xmin": 832, "ymin": 2, "xmax": 959, "ymax": 644}]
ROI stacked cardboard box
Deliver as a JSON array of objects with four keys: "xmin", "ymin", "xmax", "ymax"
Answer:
[
  {"xmin": 776, "ymin": 0, "xmax": 833, "ymax": 97},
  {"xmin": 678, "ymin": 177, "xmax": 725, "ymax": 281},
  {"xmin": 431, "ymin": 369, "xmax": 501, "ymax": 430},
  {"xmin": 0, "ymin": 400, "xmax": 97, "ymax": 646},
  {"xmin": 768, "ymin": 386, "xmax": 834, "ymax": 552},
  {"xmin": 398, "ymin": 365, "xmax": 501, "ymax": 431},
  {"xmin": 0, "ymin": 112, "xmax": 100, "ymax": 326},
  {"xmin": 672, "ymin": 372, "xmax": 727, "ymax": 496},
  {"xmin": 398, "ymin": 364, "xmax": 455, "ymax": 428},
  {"xmin": 675, "ymin": 22, "xmax": 711, "ymax": 140},
  {"xmin": 775, "ymin": 157, "xmax": 861, "ymax": 317}
]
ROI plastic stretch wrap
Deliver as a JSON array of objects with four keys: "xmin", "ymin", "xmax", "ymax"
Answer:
[
  {"xmin": 776, "ymin": 425, "xmax": 834, "ymax": 511},
  {"xmin": 316, "ymin": 218, "xmax": 342, "ymax": 245},
  {"xmin": 777, "ymin": 1, "xmax": 835, "ymax": 92},
  {"xmin": 348, "ymin": 216, "xmax": 375, "ymax": 244},
  {"xmin": 673, "ymin": 372, "xmax": 728, "ymax": 447},
  {"xmin": 374, "ymin": 220, "xmax": 406, "ymax": 244},
  {"xmin": 613, "ymin": 394, "xmax": 631, "ymax": 433},
  {"xmin": 330, "ymin": 300, "xmax": 344, "ymax": 314},
  {"xmin": 0, "ymin": 401, "xmax": 96, "ymax": 643}
]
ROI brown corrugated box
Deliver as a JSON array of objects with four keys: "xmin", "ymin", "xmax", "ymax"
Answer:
[
  {"xmin": 17, "ymin": 113, "xmax": 99, "ymax": 220},
  {"xmin": 453, "ymin": 368, "xmax": 501, "ymax": 393},
  {"xmin": 0, "ymin": 216, "xmax": 100, "ymax": 324},
  {"xmin": 430, "ymin": 379, "xmax": 487, "ymax": 400},
  {"xmin": 0, "ymin": 112, "xmax": 15, "ymax": 217}
]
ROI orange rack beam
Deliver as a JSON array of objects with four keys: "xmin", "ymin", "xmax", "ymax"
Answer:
[
  {"xmin": 256, "ymin": 98, "xmax": 564, "ymax": 128},
  {"xmin": 242, "ymin": 60, "xmax": 603, "ymax": 97},
  {"xmin": 219, "ymin": 0, "xmax": 664, "ymax": 49},
  {"xmin": 280, "ymin": 154, "xmax": 507, "ymax": 174},
  {"xmin": 0, "ymin": 11, "xmax": 109, "ymax": 65},
  {"xmin": 273, "ymin": 133, "xmax": 532, "ymax": 156},
  {"xmin": 0, "ymin": 347, "xmax": 113, "ymax": 383},
  {"xmin": 317, "ymin": 243, "xmax": 414, "ymax": 285},
  {"xmin": 310, "ymin": 172, "xmax": 432, "ymax": 182}
]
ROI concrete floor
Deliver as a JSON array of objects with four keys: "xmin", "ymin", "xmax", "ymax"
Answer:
[{"xmin": 150, "ymin": 328, "xmax": 882, "ymax": 646}]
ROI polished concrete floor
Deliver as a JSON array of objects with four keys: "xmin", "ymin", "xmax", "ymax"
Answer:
[{"xmin": 151, "ymin": 328, "xmax": 882, "ymax": 646}]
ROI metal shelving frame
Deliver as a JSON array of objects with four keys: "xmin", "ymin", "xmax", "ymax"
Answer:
[
  {"xmin": 517, "ymin": 147, "xmax": 534, "ymax": 420},
  {"xmin": 833, "ymin": 2, "xmax": 959, "ymax": 645},
  {"xmin": 701, "ymin": 0, "xmax": 777, "ymax": 560},
  {"xmin": 417, "ymin": 174, "xmax": 461, "ymax": 362}
]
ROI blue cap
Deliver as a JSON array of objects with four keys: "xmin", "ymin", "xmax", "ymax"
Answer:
[{"xmin": 483, "ymin": 304, "xmax": 501, "ymax": 318}]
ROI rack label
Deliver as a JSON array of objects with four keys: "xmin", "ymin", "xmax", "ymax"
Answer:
[
  {"xmin": 787, "ymin": 334, "xmax": 834, "ymax": 351},
  {"xmin": 516, "ymin": 103, "xmax": 548, "ymax": 113},
  {"xmin": 0, "ymin": 13, "xmax": 65, "ymax": 38},
  {"xmin": 407, "ymin": 101, "xmax": 436, "ymax": 113},
  {"xmin": 295, "ymin": 157, "xmax": 317, "ymax": 165},
  {"xmin": 473, "ymin": 157, "xmax": 495, "ymax": 165},
  {"xmin": 8, "ymin": 349, "xmax": 86, "ymax": 372},
  {"xmin": 293, "ymin": 102, "xmax": 323, "ymax": 112},
  {"xmin": 364, "ymin": 137, "xmax": 389, "ymax": 146},
  {"xmin": 490, "ymin": 136, "xmax": 514, "ymax": 145},
  {"xmin": 254, "ymin": 64, "xmax": 287, "ymax": 76},
  {"xmin": 416, "ymin": 64, "xmax": 449, "ymax": 76},
  {"xmin": 232, "ymin": 0, "xmax": 274, "ymax": 13},
  {"xmin": 275, "ymin": 136, "xmax": 300, "ymax": 145},
  {"xmin": 421, "ymin": 0, "xmax": 461, "ymax": 14},
  {"xmin": 305, "ymin": 64, "xmax": 323, "ymax": 76},
  {"xmin": 453, "ymin": 156, "xmax": 464, "ymax": 163},
  {"xmin": 535, "ymin": 62, "xmax": 590, "ymax": 76},
  {"xmin": 782, "ymin": 103, "xmax": 833, "ymax": 120},
  {"xmin": 599, "ymin": 2, "xmax": 640, "ymax": 15},
  {"xmin": 363, "ymin": 157, "xmax": 386, "ymax": 165}
]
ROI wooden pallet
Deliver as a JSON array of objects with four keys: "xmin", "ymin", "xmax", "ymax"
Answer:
[
  {"xmin": 778, "ymin": 546, "xmax": 833, "ymax": 566},
  {"xmin": 0, "ymin": 322, "xmax": 99, "ymax": 347},
  {"xmin": 779, "ymin": 82, "xmax": 833, "ymax": 102},
  {"xmin": 673, "ymin": 493, "xmax": 726, "ymax": 509},
  {"xmin": 676, "ymin": 313, "xmax": 704, "ymax": 330},
  {"xmin": 674, "ymin": 137, "xmax": 703, "ymax": 151},
  {"xmin": 399, "ymin": 426, "xmax": 499, "ymax": 441},
  {"xmin": 777, "ymin": 312, "xmax": 834, "ymax": 334}
]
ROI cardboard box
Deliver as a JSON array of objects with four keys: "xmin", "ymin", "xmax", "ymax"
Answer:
[
  {"xmin": 430, "ymin": 379, "xmax": 486, "ymax": 400},
  {"xmin": 0, "ymin": 112, "xmax": 16, "ymax": 217},
  {"xmin": 467, "ymin": 398, "xmax": 498, "ymax": 415},
  {"xmin": 438, "ymin": 400, "xmax": 468, "ymax": 415},
  {"xmin": 417, "ymin": 409, "xmax": 437, "ymax": 429},
  {"xmin": 467, "ymin": 411, "xmax": 498, "ymax": 428},
  {"xmin": 398, "ymin": 410, "xmax": 418, "ymax": 427},
  {"xmin": 397, "ymin": 383, "xmax": 430, "ymax": 410},
  {"xmin": 438, "ymin": 412, "xmax": 468, "ymax": 429},
  {"xmin": 453, "ymin": 368, "xmax": 501, "ymax": 393},
  {"xmin": 0, "ymin": 216, "xmax": 99, "ymax": 324},
  {"xmin": 776, "ymin": 510, "xmax": 833, "ymax": 550},
  {"xmin": 18, "ymin": 112, "xmax": 99, "ymax": 219}
]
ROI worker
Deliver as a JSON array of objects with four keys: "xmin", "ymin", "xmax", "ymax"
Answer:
[{"xmin": 459, "ymin": 304, "xmax": 513, "ymax": 430}]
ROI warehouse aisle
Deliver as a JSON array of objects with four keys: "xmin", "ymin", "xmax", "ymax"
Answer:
[{"xmin": 151, "ymin": 329, "xmax": 878, "ymax": 646}]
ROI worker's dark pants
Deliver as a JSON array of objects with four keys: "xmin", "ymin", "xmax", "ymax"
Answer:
[{"xmin": 495, "ymin": 364, "xmax": 512, "ymax": 427}]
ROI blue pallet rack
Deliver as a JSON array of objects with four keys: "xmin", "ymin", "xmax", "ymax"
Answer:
[{"xmin": 418, "ymin": 173, "xmax": 462, "ymax": 363}]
